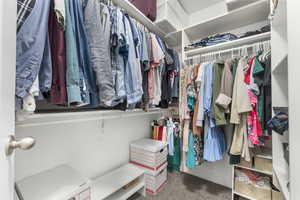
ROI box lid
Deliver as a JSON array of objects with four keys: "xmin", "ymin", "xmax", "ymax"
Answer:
[
  {"xmin": 16, "ymin": 165, "xmax": 90, "ymax": 200},
  {"xmin": 130, "ymin": 139, "xmax": 167, "ymax": 153},
  {"xmin": 133, "ymin": 162, "xmax": 167, "ymax": 176}
]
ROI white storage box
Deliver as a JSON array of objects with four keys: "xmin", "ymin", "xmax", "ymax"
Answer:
[
  {"xmin": 143, "ymin": 162, "xmax": 168, "ymax": 195},
  {"xmin": 130, "ymin": 139, "xmax": 168, "ymax": 170},
  {"xmin": 133, "ymin": 161, "xmax": 167, "ymax": 195},
  {"xmin": 16, "ymin": 165, "xmax": 91, "ymax": 200}
]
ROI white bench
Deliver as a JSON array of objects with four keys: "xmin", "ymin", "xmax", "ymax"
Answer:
[{"xmin": 92, "ymin": 164, "xmax": 146, "ymax": 200}]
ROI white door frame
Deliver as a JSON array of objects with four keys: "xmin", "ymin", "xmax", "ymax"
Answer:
[{"xmin": 0, "ymin": 0, "xmax": 16, "ymax": 199}]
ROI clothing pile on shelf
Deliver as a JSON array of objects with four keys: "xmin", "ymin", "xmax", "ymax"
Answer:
[
  {"xmin": 185, "ymin": 25, "xmax": 270, "ymax": 51},
  {"xmin": 267, "ymin": 107, "xmax": 288, "ymax": 135},
  {"xmin": 179, "ymin": 49, "xmax": 272, "ymax": 171},
  {"xmin": 151, "ymin": 118, "xmax": 181, "ymax": 171},
  {"xmin": 187, "ymin": 33, "xmax": 238, "ymax": 50},
  {"xmin": 16, "ymin": 0, "xmax": 180, "ymax": 116},
  {"xmin": 239, "ymin": 25, "xmax": 270, "ymax": 38},
  {"xmin": 235, "ymin": 169, "xmax": 272, "ymax": 200}
]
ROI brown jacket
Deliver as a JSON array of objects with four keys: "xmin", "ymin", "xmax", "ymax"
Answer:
[{"xmin": 192, "ymin": 64, "xmax": 203, "ymax": 135}]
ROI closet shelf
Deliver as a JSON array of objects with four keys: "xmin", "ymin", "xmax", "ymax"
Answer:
[
  {"xmin": 92, "ymin": 164, "xmax": 145, "ymax": 200},
  {"xmin": 112, "ymin": 0, "xmax": 166, "ymax": 39},
  {"xmin": 104, "ymin": 181, "xmax": 145, "ymax": 200},
  {"xmin": 16, "ymin": 108, "xmax": 169, "ymax": 127},
  {"xmin": 165, "ymin": 30, "xmax": 182, "ymax": 47},
  {"xmin": 185, "ymin": 32, "xmax": 271, "ymax": 57},
  {"xmin": 272, "ymin": 54, "xmax": 288, "ymax": 74},
  {"xmin": 273, "ymin": 165, "xmax": 290, "ymax": 200},
  {"xmin": 184, "ymin": 0, "xmax": 269, "ymax": 41},
  {"xmin": 233, "ymin": 191, "xmax": 257, "ymax": 200},
  {"xmin": 234, "ymin": 165, "xmax": 272, "ymax": 176}
]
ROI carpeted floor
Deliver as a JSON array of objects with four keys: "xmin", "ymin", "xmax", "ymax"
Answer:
[{"xmin": 129, "ymin": 171, "xmax": 232, "ymax": 200}]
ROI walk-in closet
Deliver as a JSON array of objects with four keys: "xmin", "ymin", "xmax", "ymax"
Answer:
[{"xmin": 0, "ymin": 0, "xmax": 299, "ymax": 200}]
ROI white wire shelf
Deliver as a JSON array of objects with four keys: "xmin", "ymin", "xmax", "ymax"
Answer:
[
  {"xmin": 16, "ymin": 108, "xmax": 169, "ymax": 127},
  {"xmin": 233, "ymin": 191, "xmax": 257, "ymax": 200},
  {"xmin": 234, "ymin": 165, "xmax": 272, "ymax": 176},
  {"xmin": 185, "ymin": 32, "xmax": 271, "ymax": 57}
]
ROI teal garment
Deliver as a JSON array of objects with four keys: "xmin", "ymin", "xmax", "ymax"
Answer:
[
  {"xmin": 167, "ymin": 135, "xmax": 181, "ymax": 171},
  {"xmin": 186, "ymin": 131, "xmax": 196, "ymax": 169},
  {"xmin": 187, "ymin": 96, "xmax": 195, "ymax": 111},
  {"xmin": 65, "ymin": 0, "xmax": 82, "ymax": 104}
]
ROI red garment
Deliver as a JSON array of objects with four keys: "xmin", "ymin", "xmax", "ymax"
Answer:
[
  {"xmin": 157, "ymin": 126, "xmax": 164, "ymax": 141},
  {"xmin": 241, "ymin": 169, "xmax": 259, "ymax": 182},
  {"xmin": 48, "ymin": 0, "xmax": 67, "ymax": 105},
  {"xmin": 244, "ymin": 57, "xmax": 263, "ymax": 145},
  {"xmin": 152, "ymin": 126, "xmax": 159, "ymax": 140},
  {"xmin": 247, "ymin": 90, "xmax": 263, "ymax": 145},
  {"xmin": 244, "ymin": 57, "xmax": 255, "ymax": 84}
]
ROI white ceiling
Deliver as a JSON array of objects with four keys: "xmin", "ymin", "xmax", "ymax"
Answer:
[
  {"xmin": 226, "ymin": 0, "xmax": 259, "ymax": 11},
  {"xmin": 177, "ymin": 0, "xmax": 225, "ymax": 13},
  {"xmin": 177, "ymin": 0, "xmax": 261, "ymax": 13}
]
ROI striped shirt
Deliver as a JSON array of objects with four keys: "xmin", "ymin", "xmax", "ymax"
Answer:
[{"xmin": 17, "ymin": 0, "xmax": 36, "ymax": 32}]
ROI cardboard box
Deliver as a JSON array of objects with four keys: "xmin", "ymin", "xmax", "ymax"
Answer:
[
  {"xmin": 130, "ymin": 139, "xmax": 168, "ymax": 170},
  {"xmin": 145, "ymin": 165, "xmax": 167, "ymax": 195},
  {"xmin": 272, "ymin": 189, "xmax": 285, "ymax": 200},
  {"xmin": 239, "ymin": 158, "xmax": 253, "ymax": 168},
  {"xmin": 235, "ymin": 179, "xmax": 271, "ymax": 200},
  {"xmin": 255, "ymin": 156, "xmax": 272, "ymax": 173}
]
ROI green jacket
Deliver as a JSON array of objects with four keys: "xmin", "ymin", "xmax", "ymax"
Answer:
[{"xmin": 212, "ymin": 61, "xmax": 227, "ymax": 126}]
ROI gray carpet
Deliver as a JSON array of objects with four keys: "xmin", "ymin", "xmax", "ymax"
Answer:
[{"xmin": 129, "ymin": 171, "xmax": 232, "ymax": 200}]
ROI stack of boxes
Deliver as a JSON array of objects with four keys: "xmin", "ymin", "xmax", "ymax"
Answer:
[{"xmin": 130, "ymin": 139, "xmax": 168, "ymax": 195}]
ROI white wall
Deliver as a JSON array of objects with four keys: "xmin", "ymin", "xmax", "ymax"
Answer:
[
  {"xmin": 287, "ymin": 0, "xmax": 300, "ymax": 199},
  {"xmin": 187, "ymin": 1, "xmax": 227, "ymax": 27},
  {"xmin": 178, "ymin": 0, "xmax": 225, "ymax": 14},
  {"xmin": 15, "ymin": 113, "xmax": 163, "ymax": 181}
]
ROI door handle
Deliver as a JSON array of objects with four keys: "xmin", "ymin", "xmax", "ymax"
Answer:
[{"xmin": 5, "ymin": 135, "xmax": 35, "ymax": 156}]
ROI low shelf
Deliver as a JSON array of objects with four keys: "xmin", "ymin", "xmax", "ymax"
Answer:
[{"xmin": 92, "ymin": 164, "xmax": 146, "ymax": 200}]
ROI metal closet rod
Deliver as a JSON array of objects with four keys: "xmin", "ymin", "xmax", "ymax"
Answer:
[{"xmin": 186, "ymin": 40, "xmax": 271, "ymax": 63}]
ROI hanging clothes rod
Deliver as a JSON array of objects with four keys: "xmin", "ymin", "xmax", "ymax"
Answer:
[
  {"xmin": 112, "ymin": 0, "xmax": 167, "ymax": 39},
  {"xmin": 185, "ymin": 39, "xmax": 271, "ymax": 64}
]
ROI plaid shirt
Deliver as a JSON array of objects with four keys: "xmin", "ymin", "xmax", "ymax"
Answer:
[{"xmin": 17, "ymin": 0, "xmax": 36, "ymax": 32}]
